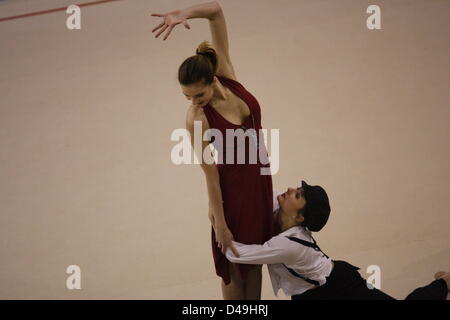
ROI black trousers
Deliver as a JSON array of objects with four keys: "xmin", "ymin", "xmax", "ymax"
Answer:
[{"xmin": 292, "ymin": 260, "xmax": 448, "ymax": 300}]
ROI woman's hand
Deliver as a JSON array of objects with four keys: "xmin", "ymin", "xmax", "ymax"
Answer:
[
  {"xmin": 215, "ymin": 225, "xmax": 240, "ymax": 258},
  {"xmin": 151, "ymin": 10, "xmax": 191, "ymax": 40}
]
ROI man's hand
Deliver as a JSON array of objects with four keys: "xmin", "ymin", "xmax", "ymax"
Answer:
[{"xmin": 215, "ymin": 225, "xmax": 240, "ymax": 258}]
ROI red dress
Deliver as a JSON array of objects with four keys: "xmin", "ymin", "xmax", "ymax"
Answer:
[{"xmin": 201, "ymin": 75, "xmax": 274, "ymax": 285}]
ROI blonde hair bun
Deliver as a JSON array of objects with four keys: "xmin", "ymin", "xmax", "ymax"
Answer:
[
  {"xmin": 178, "ymin": 41, "xmax": 218, "ymax": 85},
  {"xmin": 196, "ymin": 40, "xmax": 214, "ymax": 55}
]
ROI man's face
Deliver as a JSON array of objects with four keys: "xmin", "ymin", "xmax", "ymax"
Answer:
[{"xmin": 277, "ymin": 187, "xmax": 307, "ymax": 226}]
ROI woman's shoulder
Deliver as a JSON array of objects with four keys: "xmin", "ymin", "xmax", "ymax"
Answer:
[
  {"xmin": 217, "ymin": 73, "xmax": 237, "ymax": 82},
  {"xmin": 217, "ymin": 74, "xmax": 244, "ymax": 88}
]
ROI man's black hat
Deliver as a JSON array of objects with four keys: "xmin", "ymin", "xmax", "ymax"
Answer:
[{"xmin": 301, "ymin": 180, "xmax": 331, "ymax": 232}]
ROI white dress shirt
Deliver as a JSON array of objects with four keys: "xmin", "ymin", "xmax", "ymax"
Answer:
[{"xmin": 225, "ymin": 191, "xmax": 334, "ymax": 297}]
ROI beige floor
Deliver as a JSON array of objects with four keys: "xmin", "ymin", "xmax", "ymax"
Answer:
[{"xmin": 0, "ymin": 0, "xmax": 449, "ymax": 300}]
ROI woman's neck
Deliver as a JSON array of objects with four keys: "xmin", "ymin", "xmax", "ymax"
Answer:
[{"xmin": 212, "ymin": 78, "xmax": 228, "ymax": 101}]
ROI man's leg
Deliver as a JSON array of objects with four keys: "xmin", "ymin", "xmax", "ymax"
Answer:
[
  {"xmin": 292, "ymin": 265, "xmax": 449, "ymax": 300},
  {"xmin": 405, "ymin": 272, "xmax": 449, "ymax": 300},
  {"xmin": 292, "ymin": 261, "xmax": 396, "ymax": 300},
  {"xmin": 345, "ymin": 271, "xmax": 449, "ymax": 300},
  {"xmin": 344, "ymin": 280, "xmax": 396, "ymax": 300}
]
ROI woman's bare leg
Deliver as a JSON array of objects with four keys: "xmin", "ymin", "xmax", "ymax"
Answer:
[
  {"xmin": 221, "ymin": 263, "xmax": 245, "ymax": 300},
  {"xmin": 244, "ymin": 265, "xmax": 262, "ymax": 300}
]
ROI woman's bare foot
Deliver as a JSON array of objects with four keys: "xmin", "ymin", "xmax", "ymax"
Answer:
[{"xmin": 434, "ymin": 271, "xmax": 450, "ymax": 292}]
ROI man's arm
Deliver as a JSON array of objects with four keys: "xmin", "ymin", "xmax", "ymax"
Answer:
[{"xmin": 225, "ymin": 238, "xmax": 296, "ymax": 265}]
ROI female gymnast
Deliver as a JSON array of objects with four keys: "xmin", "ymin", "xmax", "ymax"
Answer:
[{"xmin": 152, "ymin": 1, "xmax": 274, "ymax": 299}]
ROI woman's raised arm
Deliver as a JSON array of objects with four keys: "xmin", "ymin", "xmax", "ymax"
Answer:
[{"xmin": 151, "ymin": 1, "xmax": 236, "ymax": 79}]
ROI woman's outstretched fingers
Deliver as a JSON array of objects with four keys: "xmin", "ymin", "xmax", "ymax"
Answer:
[
  {"xmin": 155, "ymin": 24, "xmax": 169, "ymax": 38},
  {"xmin": 152, "ymin": 22, "xmax": 164, "ymax": 33},
  {"xmin": 163, "ymin": 26, "xmax": 175, "ymax": 40}
]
